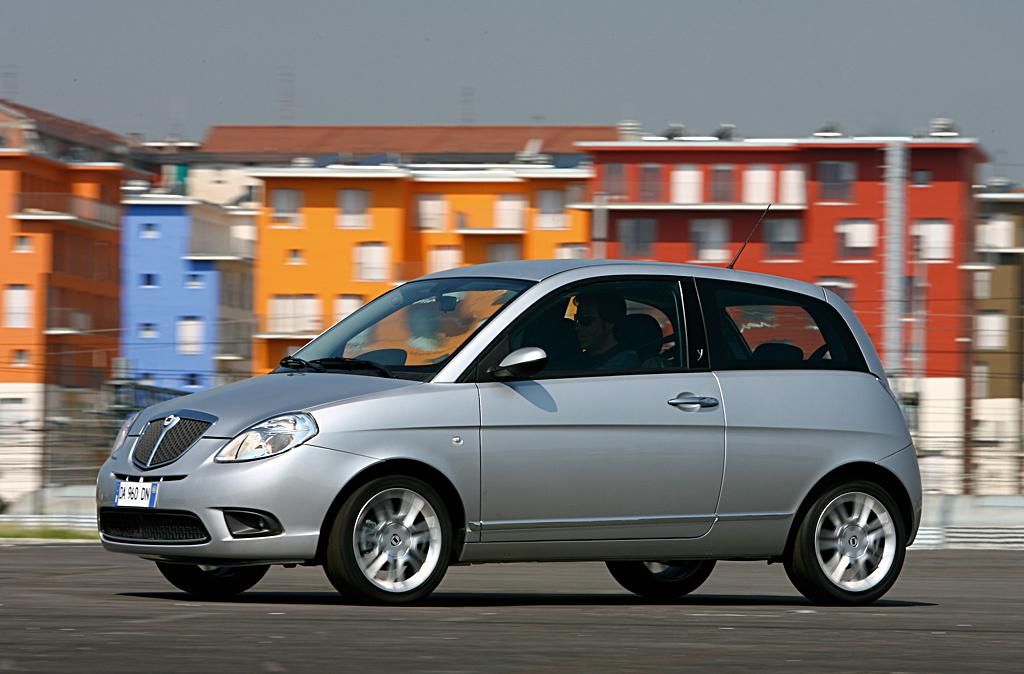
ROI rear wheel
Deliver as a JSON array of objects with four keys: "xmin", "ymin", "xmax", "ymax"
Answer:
[
  {"xmin": 606, "ymin": 560, "xmax": 716, "ymax": 599},
  {"xmin": 785, "ymin": 480, "xmax": 906, "ymax": 605},
  {"xmin": 324, "ymin": 476, "xmax": 451, "ymax": 604},
  {"xmin": 155, "ymin": 562, "xmax": 269, "ymax": 598}
]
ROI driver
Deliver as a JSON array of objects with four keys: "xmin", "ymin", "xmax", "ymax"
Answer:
[{"xmin": 572, "ymin": 290, "xmax": 640, "ymax": 371}]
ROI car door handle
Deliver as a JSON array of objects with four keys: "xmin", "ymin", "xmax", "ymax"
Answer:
[{"xmin": 668, "ymin": 395, "xmax": 720, "ymax": 409}]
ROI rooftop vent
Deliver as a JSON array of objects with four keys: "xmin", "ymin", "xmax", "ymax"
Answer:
[
  {"xmin": 813, "ymin": 122, "xmax": 843, "ymax": 138},
  {"xmin": 928, "ymin": 117, "xmax": 959, "ymax": 137},
  {"xmin": 617, "ymin": 119, "xmax": 643, "ymax": 142},
  {"xmin": 713, "ymin": 123, "xmax": 739, "ymax": 141},
  {"xmin": 662, "ymin": 123, "xmax": 687, "ymax": 140},
  {"xmin": 291, "ymin": 156, "xmax": 315, "ymax": 167},
  {"xmin": 986, "ymin": 177, "xmax": 1015, "ymax": 193},
  {"xmin": 122, "ymin": 180, "xmax": 151, "ymax": 194}
]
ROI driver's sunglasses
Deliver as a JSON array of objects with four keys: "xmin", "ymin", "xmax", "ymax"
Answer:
[{"xmin": 573, "ymin": 315, "xmax": 597, "ymax": 327}]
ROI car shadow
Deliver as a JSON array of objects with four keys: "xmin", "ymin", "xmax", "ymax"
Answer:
[{"xmin": 120, "ymin": 591, "xmax": 935, "ymax": 608}]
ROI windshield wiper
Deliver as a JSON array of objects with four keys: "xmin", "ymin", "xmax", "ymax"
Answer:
[
  {"xmin": 308, "ymin": 357, "xmax": 395, "ymax": 378},
  {"xmin": 278, "ymin": 356, "xmax": 323, "ymax": 372}
]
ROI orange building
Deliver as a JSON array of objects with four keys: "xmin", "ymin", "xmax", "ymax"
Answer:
[
  {"xmin": 247, "ymin": 163, "xmax": 594, "ymax": 371},
  {"xmin": 0, "ymin": 100, "xmax": 146, "ymax": 503}
]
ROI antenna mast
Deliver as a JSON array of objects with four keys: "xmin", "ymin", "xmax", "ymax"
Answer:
[{"xmin": 727, "ymin": 203, "xmax": 772, "ymax": 269}]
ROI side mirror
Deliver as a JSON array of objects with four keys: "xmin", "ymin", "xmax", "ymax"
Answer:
[{"xmin": 489, "ymin": 347, "xmax": 547, "ymax": 380}]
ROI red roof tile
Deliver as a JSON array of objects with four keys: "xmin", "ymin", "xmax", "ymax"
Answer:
[
  {"xmin": 200, "ymin": 125, "xmax": 618, "ymax": 155},
  {"xmin": 0, "ymin": 98, "xmax": 138, "ymax": 151}
]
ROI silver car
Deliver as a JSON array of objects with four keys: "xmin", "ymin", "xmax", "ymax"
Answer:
[{"xmin": 97, "ymin": 260, "xmax": 920, "ymax": 605}]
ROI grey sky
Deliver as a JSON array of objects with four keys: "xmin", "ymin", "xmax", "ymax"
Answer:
[{"xmin": 1, "ymin": 0, "xmax": 1021, "ymax": 177}]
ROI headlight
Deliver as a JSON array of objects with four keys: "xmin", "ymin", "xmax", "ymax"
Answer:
[
  {"xmin": 215, "ymin": 413, "xmax": 318, "ymax": 463},
  {"xmin": 110, "ymin": 412, "xmax": 139, "ymax": 458}
]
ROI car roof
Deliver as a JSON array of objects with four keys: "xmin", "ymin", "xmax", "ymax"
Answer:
[{"xmin": 422, "ymin": 259, "xmax": 825, "ymax": 299}]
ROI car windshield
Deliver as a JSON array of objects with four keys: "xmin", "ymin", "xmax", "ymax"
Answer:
[{"xmin": 286, "ymin": 277, "xmax": 532, "ymax": 381}]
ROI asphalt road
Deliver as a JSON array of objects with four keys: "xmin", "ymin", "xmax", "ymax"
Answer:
[{"xmin": 0, "ymin": 545, "xmax": 1021, "ymax": 673}]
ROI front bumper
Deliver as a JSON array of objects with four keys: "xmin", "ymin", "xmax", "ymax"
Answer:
[{"xmin": 96, "ymin": 440, "xmax": 376, "ymax": 564}]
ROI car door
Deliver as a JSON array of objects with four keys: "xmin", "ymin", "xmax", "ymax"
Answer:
[{"xmin": 476, "ymin": 276, "xmax": 725, "ymax": 542}]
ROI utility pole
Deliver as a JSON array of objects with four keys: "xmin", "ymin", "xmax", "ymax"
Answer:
[{"xmin": 592, "ymin": 192, "xmax": 608, "ymax": 259}]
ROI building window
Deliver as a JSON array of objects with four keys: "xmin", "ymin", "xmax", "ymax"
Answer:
[
  {"xmin": 185, "ymin": 273, "xmax": 204, "ymax": 289},
  {"xmin": 269, "ymin": 295, "xmax": 322, "ymax": 334},
  {"xmin": 912, "ymin": 220, "xmax": 953, "ymax": 261},
  {"xmin": 556, "ymin": 243, "xmax": 589, "ymax": 259},
  {"xmin": 743, "ymin": 165, "xmax": 775, "ymax": 204},
  {"xmin": 978, "ymin": 214, "xmax": 1015, "ymax": 249},
  {"xmin": 536, "ymin": 190, "xmax": 567, "ymax": 229},
  {"xmin": 354, "ymin": 242, "xmax": 390, "ymax": 281},
  {"xmin": 817, "ymin": 277, "xmax": 855, "ymax": 303},
  {"xmin": 338, "ymin": 189, "xmax": 370, "ymax": 228},
  {"xmin": 780, "ymin": 164, "xmax": 807, "ymax": 205},
  {"xmin": 12, "ymin": 349, "xmax": 29, "ymax": 366},
  {"xmin": 618, "ymin": 219, "xmax": 656, "ymax": 258},
  {"xmin": 427, "ymin": 246, "xmax": 462, "ymax": 274},
  {"xmin": 976, "ymin": 311, "xmax": 1008, "ymax": 350},
  {"xmin": 139, "ymin": 273, "xmax": 159, "ymax": 287},
  {"xmin": 3, "ymin": 284, "xmax": 32, "ymax": 328},
  {"xmin": 286, "ymin": 249, "xmax": 305, "ymax": 265},
  {"xmin": 271, "ymin": 188, "xmax": 303, "ymax": 226},
  {"xmin": 140, "ymin": 223, "xmax": 160, "ymax": 239},
  {"xmin": 13, "ymin": 235, "xmax": 32, "ymax": 253},
  {"xmin": 486, "ymin": 243, "xmax": 521, "ymax": 263},
  {"xmin": 183, "ymin": 373, "xmax": 201, "ymax": 388},
  {"xmin": 638, "ymin": 164, "xmax": 663, "ymax": 202},
  {"xmin": 494, "ymin": 194, "xmax": 525, "ymax": 230},
  {"xmin": 603, "ymin": 163, "xmax": 626, "ymax": 198},
  {"xmin": 176, "ymin": 316, "xmax": 204, "ymax": 355},
  {"xmin": 139, "ymin": 373, "xmax": 155, "ymax": 386},
  {"xmin": 818, "ymin": 161, "xmax": 856, "ymax": 202},
  {"xmin": 912, "ymin": 170, "xmax": 932, "ymax": 186},
  {"xmin": 764, "ymin": 219, "xmax": 802, "ymax": 259},
  {"xmin": 138, "ymin": 322, "xmax": 159, "ymax": 339},
  {"xmin": 836, "ymin": 220, "xmax": 877, "ymax": 258},
  {"xmin": 417, "ymin": 194, "xmax": 446, "ymax": 230},
  {"xmin": 333, "ymin": 294, "xmax": 364, "ymax": 323},
  {"xmin": 972, "ymin": 362, "xmax": 989, "ymax": 400},
  {"xmin": 691, "ymin": 219, "xmax": 730, "ymax": 262},
  {"xmin": 710, "ymin": 165, "xmax": 736, "ymax": 202},
  {"xmin": 974, "ymin": 270, "xmax": 992, "ymax": 300},
  {"xmin": 671, "ymin": 165, "xmax": 702, "ymax": 204}
]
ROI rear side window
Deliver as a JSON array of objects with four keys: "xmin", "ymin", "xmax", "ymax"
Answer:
[{"xmin": 697, "ymin": 278, "xmax": 866, "ymax": 372}]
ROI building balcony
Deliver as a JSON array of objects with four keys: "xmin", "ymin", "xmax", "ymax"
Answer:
[
  {"xmin": 45, "ymin": 307, "xmax": 93, "ymax": 335},
  {"xmin": 569, "ymin": 200, "xmax": 805, "ymax": 212},
  {"xmin": 253, "ymin": 314, "xmax": 324, "ymax": 340},
  {"xmin": 14, "ymin": 193, "xmax": 120, "ymax": 228}
]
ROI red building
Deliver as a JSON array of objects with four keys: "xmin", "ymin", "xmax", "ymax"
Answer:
[{"xmin": 574, "ymin": 121, "xmax": 987, "ymax": 382}]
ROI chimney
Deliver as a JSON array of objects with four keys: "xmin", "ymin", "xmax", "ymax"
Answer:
[
  {"xmin": 617, "ymin": 119, "xmax": 642, "ymax": 142},
  {"xmin": 713, "ymin": 123, "xmax": 739, "ymax": 141},
  {"xmin": 928, "ymin": 117, "xmax": 959, "ymax": 137}
]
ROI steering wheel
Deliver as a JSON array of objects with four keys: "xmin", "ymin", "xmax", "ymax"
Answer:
[{"xmin": 808, "ymin": 343, "xmax": 830, "ymax": 361}]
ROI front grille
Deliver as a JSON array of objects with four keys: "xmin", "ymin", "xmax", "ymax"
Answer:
[
  {"xmin": 132, "ymin": 417, "xmax": 211, "ymax": 470},
  {"xmin": 99, "ymin": 508, "xmax": 210, "ymax": 544}
]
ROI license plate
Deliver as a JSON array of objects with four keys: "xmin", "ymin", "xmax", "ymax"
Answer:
[{"xmin": 115, "ymin": 481, "xmax": 158, "ymax": 508}]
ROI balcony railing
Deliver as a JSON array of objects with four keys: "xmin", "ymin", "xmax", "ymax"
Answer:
[
  {"xmin": 47, "ymin": 307, "xmax": 93, "ymax": 334},
  {"xmin": 259, "ymin": 314, "xmax": 324, "ymax": 337},
  {"xmin": 16, "ymin": 193, "xmax": 120, "ymax": 227}
]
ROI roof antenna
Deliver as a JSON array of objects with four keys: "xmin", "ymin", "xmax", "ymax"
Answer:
[{"xmin": 727, "ymin": 203, "xmax": 772, "ymax": 269}]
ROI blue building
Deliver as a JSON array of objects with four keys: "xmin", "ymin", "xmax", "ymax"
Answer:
[{"xmin": 121, "ymin": 192, "xmax": 254, "ymax": 392}]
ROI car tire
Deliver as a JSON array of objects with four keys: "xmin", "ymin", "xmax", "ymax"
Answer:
[
  {"xmin": 155, "ymin": 562, "xmax": 269, "ymax": 598},
  {"xmin": 606, "ymin": 560, "xmax": 716, "ymax": 600},
  {"xmin": 785, "ymin": 480, "xmax": 906, "ymax": 605},
  {"xmin": 324, "ymin": 475, "xmax": 451, "ymax": 604}
]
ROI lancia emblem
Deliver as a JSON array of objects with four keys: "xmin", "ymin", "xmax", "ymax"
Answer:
[{"xmin": 163, "ymin": 414, "xmax": 180, "ymax": 428}]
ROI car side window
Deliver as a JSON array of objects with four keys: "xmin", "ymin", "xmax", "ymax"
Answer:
[
  {"xmin": 697, "ymin": 278, "xmax": 867, "ymax": 372},
  {"xmin": 482, "ymin": 278, "xmax": 685, "ymax": 380}
]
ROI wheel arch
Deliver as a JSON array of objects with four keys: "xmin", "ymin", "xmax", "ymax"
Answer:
[
  {"xmin": 782, "ymin": 461, "xmax": 915, "ymax": 560},
  {"xmin": 315, "ymin": 458, "xmax": 468, "ymax": 565}
]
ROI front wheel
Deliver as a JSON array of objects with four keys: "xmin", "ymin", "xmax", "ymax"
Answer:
[
  {"xmin": 785, "ymin": 481, "xmax": 906, "ymax": 605},
  {"xmin": 155, "ymin": 562, "xmax": 269, "ymax": 598},
  {"xmin": 606, "ymin": 560, "xmax": 716, "ymax": 599},
  {"xmin": 324, "ymin": 476, "xmax": 452, "ymax": 604}
]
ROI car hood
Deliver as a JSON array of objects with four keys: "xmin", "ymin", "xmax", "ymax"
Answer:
[{"xmin": 128, "ymin": 372, "xmax": 420, "ymax": 438}]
